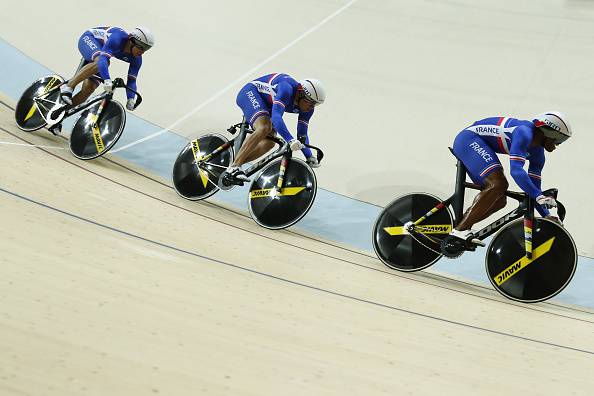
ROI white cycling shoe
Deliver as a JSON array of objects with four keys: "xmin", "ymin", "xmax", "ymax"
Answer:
[
  {"xmin": 218, "ymin": 166, "xmax": 250, "ymax": 191},
  {"xmin": 449, "ymin": 228, "xmax": 485, "ymax": 247},
  {"xmin": 59, "ymin": 84, "xmax": 73, "ymax": 105}
]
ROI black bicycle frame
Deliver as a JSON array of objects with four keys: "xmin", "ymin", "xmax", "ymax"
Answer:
[
  {"xmin": 408, "ymin": 153, "xmax": 545, "ymax": 259},
  {"xmin": 35, "ymin": 77, "xmax": 141, "ymax": 124},
  {"xmin": 201, "ymin": 118, "xmax": 323, "ymax": 190},
  {"xmin": 230, "ymin": 119, "xmax": 289, "ymax": 178}
]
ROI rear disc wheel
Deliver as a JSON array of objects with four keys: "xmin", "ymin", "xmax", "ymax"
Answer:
[{"xmin": 373, "ymin": 193, "xmax": 453, "ymax": 272}]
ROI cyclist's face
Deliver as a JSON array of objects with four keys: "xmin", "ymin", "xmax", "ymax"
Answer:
[
  {"xmin": 131, "ymin": 45, "xmax": 146, "ymax": 57},
  {"xmin": 298, "ymin": 96, "xmax": 316, "ymax": 112},
  {"xmin": 544, "ymin": 137, "xmax": 557, "ymax": 152}
]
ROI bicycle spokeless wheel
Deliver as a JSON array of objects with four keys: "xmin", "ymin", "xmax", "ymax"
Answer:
[
  {"xmin": 15, "ymin": 75, "xmax": 64, "ymax": 131},
  {"xmin": 373, "ymin": 193, "xmax": 453, "ymax": 272},
  {"xmin": 69, "ymin": 100, "xmax": 126, "ymax": 160},
  {"xmin": 172, "ymin": 134, "xmax": 233, "ymax": 200},
  {"xmin": 486, "ymin": 218, "xmax": 577, "ymax": 303},
  {"xmin": 248, "ymin": 158, "xmax": 317, "ymax": 229}
]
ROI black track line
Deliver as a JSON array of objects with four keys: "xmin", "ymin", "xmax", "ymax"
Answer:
[
  {"xmin": 2, "ymin": 102, "xmax": 593, "ymax": 322},
  {"xmin": 1, "ymin": 185, "xmax": 593, "ymax": 356}
]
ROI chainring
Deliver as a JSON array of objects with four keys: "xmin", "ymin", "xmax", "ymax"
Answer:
[{"xmin": 440, "ymin": 235, "xmax": 466, "ymax": 259}]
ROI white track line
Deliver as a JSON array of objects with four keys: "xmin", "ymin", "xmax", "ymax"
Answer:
[
  {"xmin": 0, "ymin": 141, "xmax": 66, "ymax": 150},
  {"xmin": 111, "ymin": 0, "xmax": 358, "ymax": 154}
]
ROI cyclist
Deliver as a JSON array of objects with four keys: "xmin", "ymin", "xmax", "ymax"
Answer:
[
  {"xmin": 52, "ymin": 26, "xmax": 154, "ymax": 134},
  {"xmin": 449, "ymin": 111, "xmax": 571, "ymax": 246},
  {"xmin": 218, "ymin": 73, "xmax": 325, "ymax": 189}
]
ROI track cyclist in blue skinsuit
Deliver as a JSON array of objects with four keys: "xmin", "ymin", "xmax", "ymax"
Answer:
[
  {"xmin": 52, "ymin": 26, "xmax": 154, "ymax": 133},
  {"xmin": 449, "ymin": 111, "xmax": 572, "ymax": 246},
  {"xmin": 218, "ymin": 73, "xmax": 326, "ymax": 189}
]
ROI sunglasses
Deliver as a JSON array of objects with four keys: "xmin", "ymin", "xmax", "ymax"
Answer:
[
  {"xmin": 302, "ymin": 96, "xmax": 318, "ymax": 106},
  {"xmin": 131, "ymin": 39, "xmax": 151, "ymax": 52}
]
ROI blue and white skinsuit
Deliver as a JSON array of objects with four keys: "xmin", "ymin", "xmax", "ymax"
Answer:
[
  {"xmin": 77, "ymin": 26, "xmax": 141, "ymax": 101},
  {"xmin": 236, "ymin": 73, "xmax": 315, "ymax": 159},
  {"xmin": 452, "ymin": 116, "xmax": 550, "ymax": 216}
]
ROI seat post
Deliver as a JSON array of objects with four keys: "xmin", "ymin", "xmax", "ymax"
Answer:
[
  {"xmin": 234, "ymin": 117, "xmax": 248, "ymax": 154},
  {"xmin": 451, "ymin": 159, "xmax": 467, "ymax": 223}
]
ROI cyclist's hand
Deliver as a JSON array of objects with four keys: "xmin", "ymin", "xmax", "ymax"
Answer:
[
  {"xmin": 536, "ymin": 194, "xmax": 557, "ymax": 209},
  {"xmin": 545, "ymin": 215, "xmax": 563, "ymax": 226},
  {"xmin": 126, "ymin": 98, "xmax": 136, "ymax": 111},
  {"xmin": 306, "ymin": 156, "xmax": 320, "ymax": 168},
  {"xmin": 288, "ymin": 139, "xmax": 304, "ymax": 151},
  {"xmin": 104, "ymin": 79, "xmax": 114, "ymax": 93}
]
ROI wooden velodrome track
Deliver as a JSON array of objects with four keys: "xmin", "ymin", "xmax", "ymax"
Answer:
[{"xmin": 1, "ymin": 94, "xmax": 593, "ymax": 394}]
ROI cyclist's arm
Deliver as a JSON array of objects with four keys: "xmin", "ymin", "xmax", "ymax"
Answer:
[
  {"xmin": 527, "ymin": 148, "xmax": 545, "ymax": 191},
  {"xmin": 96, "ymin": 33, "xmax": 126, "ymax": 81},
  {"xmin": 509, "ymin": 126, "xmax": 550, "ymax": 216},
  {"xmin": 270, "ymin": 82, "xmax": 294, "ymax": 143},
  {"xmin": 527, "ymin": 148, "xmax": 550, "ymax": 217},
  {"xmin": 297, "ymin": 110, "xmax": 314, "ymax": 158},
  {"xmin": 126, "ymin": 57, "xmax": 142, "ymax": 100}
]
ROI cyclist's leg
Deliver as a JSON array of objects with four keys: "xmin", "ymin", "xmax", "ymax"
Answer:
[
  {"xmin": 67, "ymin": 58, "xmax": 100, "ymax": 89},
  {"xmin": 235, "ymin": 119, "xmax": 276, "ymax": 165},
  {"xmin": 71, "ymin": 77, "xmax": 100, "ymax": 106},
  {"xmin": 233, "ymin": 84, "xmax": 272, "ymax": 167},
  {"xmin": 457, "ymin": 170, "xmax": 508, "ymax": 230},
  {"xmin": 64, "ymin": 33, "xmax": 102, "ymax": 91},
  {"xmin": 452, "ymin": 130, "xmax": 508, "ymax": 231}
]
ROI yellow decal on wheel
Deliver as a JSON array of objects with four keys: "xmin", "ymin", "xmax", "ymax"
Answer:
[
  {"xmin": 190, "ymin": 139, "xmax": 209, "ymax": 188},
  {"xmin": 24, "ymin": 104, "xmax": 39, "ymax": 122},
  {"xmin": 250, "ymin": 187, "xmax": 305, "ymax": 199},
  {"xmin": 89, "ymin": 114, "xmax": 105, "ymax": 153},
  {"xmin": 24, "ymin": 77, "xmax": 60, "ymax": 122},
  {"xmin": 494, "ymin": 237, "xmax": 555, "ymax": 286},
  {"xmin": 92, "ymin": 126, "xmax": 105, "ymax": 153},
  {"xmin": 384, "ymin": 224, "xmax": 451, "ymax": 235}
]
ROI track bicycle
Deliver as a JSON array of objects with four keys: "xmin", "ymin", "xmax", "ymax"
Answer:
[
  {"xmin": 172, "ymin": 119, "xmax": 324, "ymax": 229},
  {"xmin": 372, "ymin": 149, "xmax": 577, "ymax": 303},
  {"xmin": 15, "ymin": 75, "xmax": 142, "ymax": 160}
]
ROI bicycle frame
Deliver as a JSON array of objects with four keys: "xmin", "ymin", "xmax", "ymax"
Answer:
[
  {"xmin": 407, "ymin": 154, "xmax": 543, "ymax": 259},
  {"xmin": 196, "ymin": 119, "xmax": 323, "ymax": 191},
  {"xmin": 33, "ymin": 77, "xmax": 141, "ymax": 126}
]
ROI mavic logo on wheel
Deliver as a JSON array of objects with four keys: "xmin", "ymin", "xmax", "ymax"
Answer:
[
  {"xmin": 384, "ymin": 224, "xmax": 451, "ymax": 236},
  {"xmin": 191, "ymin": 140, "xmax": 201, "ymax": 158},
  {"xmin": 250, "ymin": 187, "xmax": 305, "ymax": 199},
  {"xmin": 92, "ymin": 126, "xmax": 105, "ymax": 153},
  {"xmin": 418, "ymin": 225, "xmax": 451, "ymax": 234},
  {"xmin": 494, "ymin": 237, "xmax": 555, "ymax": 286}
]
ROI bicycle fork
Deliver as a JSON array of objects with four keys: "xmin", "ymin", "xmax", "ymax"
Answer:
[
  {"xmin": 89, "ymin": 97, "xmax": 109, "ymax": 153},
  {"xmin": 275, "ymin": 154, "xmax": 290, "ymax": 190},
  {"xmin": 524, "ymin": 200, "xmax": 535, "ymax": 260}
]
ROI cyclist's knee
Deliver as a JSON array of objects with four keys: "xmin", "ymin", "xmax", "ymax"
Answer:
[
  {"xmin": 484, "ymin": 171, "xmax": 508, "ymax": 193},
  {"xmin": 493, "ymin": 193, "xmax": 507, "ymax": 211},
  {"xmin": 253, "ymin": 118, "xmax": 272, "ymax": 138},
  {"xmin": 82, "ymin": 79, "xmax": 98, "ymax": 93},
  {"xmin": 88, "ymin": 59, "xmax": 100, "ymax": 72},
  {"xmin": 259, "ymin": 139, "xmax": 275, "ymax": 152},
  {"xmin": 483, "ymin": 172, "xmax": 508, "ymax": 208}
]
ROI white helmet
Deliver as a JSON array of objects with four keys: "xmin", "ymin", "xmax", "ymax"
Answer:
[
  {"xmin": 298, "ymin": 78, "xmax": 326, "ymax": 105},
  {"xmin": 532, "ymin": 111, "xmax": 572, "ymax": 145},
  {"xmin": 129, "ymin": 27, "xmax": 155, "ymax": 51}
]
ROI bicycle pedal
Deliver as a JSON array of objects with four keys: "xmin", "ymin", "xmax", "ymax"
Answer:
[
  {"xmin": 440, "ymin": 235, "xmax": 466, "ymax": 258},
  {"xmin": 469, "ymin": 238, "xmax": 485, "ymax": 248},
  {"xmin": 217, "ymin": 172, "xmax": 239, "ymax": 190}
]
